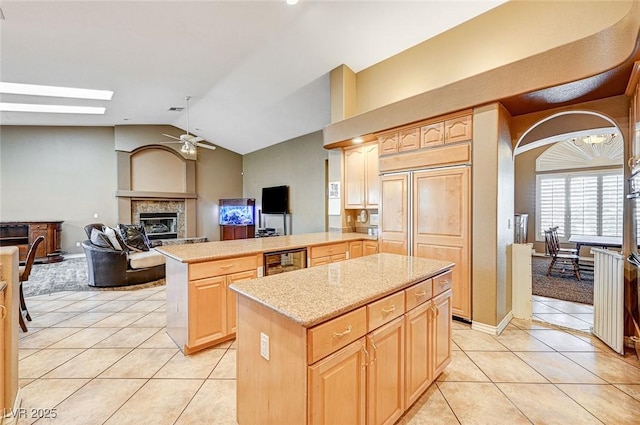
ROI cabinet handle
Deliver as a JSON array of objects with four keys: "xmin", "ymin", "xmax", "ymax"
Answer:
[
  {"xmin": 220, "ymin": 265, "xmax": 233, "ymax": 269},
  {"xmin": 332, "ymin": 325, "xmax": 352, "ymax": 338},
  {"xmin": 440, "ymin": 279, "xmax": 450, "ymax": 287},
  {"xmin": 415, "ymin": 290, "xmax": 427, "ymax": 297},
  {"xmin": 361, "ymin": 345, "xmax": 369, "ymax": 369},
  {"xmin": 0, "ymin": 304, "xmax": 6, "ymax": 320},
  {"xmin": 370, "ymin": 340, "xmax": 378, "ymax": 364},
  {"xmin": 381, "ymin": 305, "xmax": 396, "ymax": 314}
]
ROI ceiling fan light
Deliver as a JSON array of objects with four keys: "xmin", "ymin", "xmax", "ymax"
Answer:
[{"xmin": 181, "ymin": 142, "xmax": 191, "ymax": 154}]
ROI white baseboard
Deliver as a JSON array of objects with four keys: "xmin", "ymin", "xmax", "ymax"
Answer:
[
  {"xmin": 63, "ymin": 253, "xmax": 86, "ymax": 260},
  {"xmin": 2, "ymin": 388, "xmax": 22, "ymax": 425},
  {"xmin": 471, "ymin": 311, "xmax": 514, "ymax": 336}
]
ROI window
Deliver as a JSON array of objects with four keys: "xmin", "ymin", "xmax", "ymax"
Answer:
[{"xmin": 536, "ymin": 170, "xmax": 623, "ymax": 241}]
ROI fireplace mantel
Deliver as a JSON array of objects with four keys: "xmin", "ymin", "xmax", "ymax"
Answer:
[{"xmin": 116, "ymin": 190, "xmax": 197, "ymax": 199}]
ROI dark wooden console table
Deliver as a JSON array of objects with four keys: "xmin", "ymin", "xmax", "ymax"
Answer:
[{"xmin": 0, "ymin": 221, "xmax": 64, "ymax": 263}]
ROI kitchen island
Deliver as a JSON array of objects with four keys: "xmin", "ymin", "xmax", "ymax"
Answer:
[
  {"xmin": 156, "ymin": 232, "xmax": 378, "ymax": 354},
  {"xmin": 230, "ymin": 253, "xmax": 454, "ymax": 425}
]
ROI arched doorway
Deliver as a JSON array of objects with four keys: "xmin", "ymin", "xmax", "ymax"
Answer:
[{"xmin": 514, "ymin": 111, "xmax": 625, "ymax": 333}]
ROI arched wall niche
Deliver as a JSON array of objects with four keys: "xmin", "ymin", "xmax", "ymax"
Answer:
[{"xmin": 130, "ymin": 145, "xmax": 186, "ymax": 193}]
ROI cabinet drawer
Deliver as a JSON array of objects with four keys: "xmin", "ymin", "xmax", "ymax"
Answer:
[
  {"xmin": 310, "ymin": 242, "xmax": 348, "ymax": 259},
  {"xmin": 367, "ymin": 291, "xmax": 405, "ymax": 331},
  {"xmin": 308, "ymin": 306, "xmax": 367, "ymax": 364},
  {"xmin": 432, "ymin": 271, "xmax": 452, "ymax": 296},
  {"xmin": 189, "ymin": 255, "xmax": 258, "ymax": 280},
  {"xmin": 405, "ymin": 279, "xmax": 433, "ymax": 311}
]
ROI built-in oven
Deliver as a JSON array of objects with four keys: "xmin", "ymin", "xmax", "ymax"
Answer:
[{"xmin": 264, "ymin": 247, "xmax": 307, "ymax": 276}]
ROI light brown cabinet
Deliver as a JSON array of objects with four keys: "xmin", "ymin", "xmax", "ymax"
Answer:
[
  {"xmin": 413, "ymin": 168, "xmax": 470, "ymax": 319},
  {"xmin": 235, "ymin": 267, "xmax": 452, "ymax": 425},
  {"xmin": 378, "ymin": 132, "xmax": 399, "ymax": 155},
  {"xmin": 344, "ymin": 143, "xmax": 379, "ymax": 209},
  {"xmin": 420, "ymin": 114, "xmax": 472, "ymax": 148},
  {"xmin": 0, "ymin": 286, "xmax": 5, "ymax": 413},
  {"xmin": 309, "ymin": 242, "xmax": 348, "ymax": 266},
  {"xmin": 173, "ymin": 254, "xmax": 259, "ymax": 354},
  {"xmin": 363, "ymin": 240, "xmax": 379, "ymax": 256},
  {"xmin": 379, "ymin": 173, "xmax": 409, "ymax": 255},
  {"xmin": 349, "ymin": 241, "xmax": 363, "ymax": 259}
]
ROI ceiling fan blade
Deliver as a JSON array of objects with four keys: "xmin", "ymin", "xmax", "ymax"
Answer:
[
  {"xmin": 162, "ymin": 133, "xmax": 181, "ymax": 141},
  {"xmin": 190, "ymin": 136, "xmax": 204, "ymax": 143},
  {"xmin": 159, "ymin": 141, "xmax": 183, "ymax": 144},
  {"xmin": 196, "ymin": 142, "xmax": 217, "ymax": 151}
]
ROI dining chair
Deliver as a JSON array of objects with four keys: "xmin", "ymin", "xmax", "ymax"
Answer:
[
  {"xmin": 544, "ymin": 228, "xmax": 580, "ymax": 280},
  {"xmin": 548, "ymin": 226, "xmax": 578, "ymax": 254},
  {"xmin": 18, "ymin": 235, "xmax": 45, "ymax": 332}
]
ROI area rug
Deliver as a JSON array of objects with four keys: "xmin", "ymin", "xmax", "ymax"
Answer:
[
  {"xmin": 22, "ymin": 257, "xmax": 165, "ymax": 297},
  {"xmin": 531, "ymin": 256, "xmax": 593, "ymax": 305}
]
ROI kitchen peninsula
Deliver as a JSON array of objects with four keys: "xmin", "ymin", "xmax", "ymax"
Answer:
[
  {"xmin": 157, "ymin": 232, "xmax": 378, "ymax": 354},
  {"xmin": 230, "ymin": 253, "xmax": 454, "ymax": 425}
]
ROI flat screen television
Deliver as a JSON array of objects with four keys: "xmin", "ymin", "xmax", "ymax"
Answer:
[{"xmin": 262, "ymin": 185, "xmax": 289, "ymax": 214}]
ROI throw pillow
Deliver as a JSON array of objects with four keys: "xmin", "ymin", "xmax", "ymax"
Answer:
[
  {"xmin": 103, "ymin": 226, "xmax": 125, "ymax": 251},
  {"xmin": 118, "ymin": 224, "xmax": 151, "ymax": 252},
  {"xmin": 90, "ymin": 228, "xmax": 113, "ymax": 249}
]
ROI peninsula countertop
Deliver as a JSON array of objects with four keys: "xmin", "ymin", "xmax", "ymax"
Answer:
[
  {"xmin": 230, "ymin": 253, "xmax": 454, "ymax": 328},
  {"xmin": 155, "ymin": 232, "xmax": 376, "ymax": 263}
]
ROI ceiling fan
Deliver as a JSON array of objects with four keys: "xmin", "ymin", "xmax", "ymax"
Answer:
[{"xmin": 162, "ymin": 96, "xmax": 216, "ymax": 154}]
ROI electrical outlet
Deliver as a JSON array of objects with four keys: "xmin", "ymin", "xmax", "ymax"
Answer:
[
  {"xmin": 76, "ymin": 242, "xmax": 81, "ymax": 247},
  {"xmin": 93, "ymin": 213, "xmax": 99, "ymax": 218},
  {"xmin": 260, "ymin": 332, "xmax": 270, "ymax": 361}
]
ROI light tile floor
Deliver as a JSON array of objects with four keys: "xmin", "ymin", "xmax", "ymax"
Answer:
[
  {"xmin": 533, "ymin": 294, "xmax": 594, "ymax": 332},
  {"xmin": 13, "ymin": 287, "xmax": 640, "ymax": 424}
]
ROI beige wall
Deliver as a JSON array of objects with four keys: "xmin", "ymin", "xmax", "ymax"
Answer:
[
  {"xmin": 196, "ymin": 144, "xmax": 244, "ymax": 242},
  {"xmin": 471, "ymin": 104, "xmax": 514, "ymax": 327},
  {"xmin": 243, "ymin": 131, "xmax": 328, "ymax": 235},
  {"xmin": 355, "ymin": 1, "xmax": 634, "ymax": 115},
  {"xmin": 0, "ymin": 125, "xmax": 244, "ymax": 251},
  {"xmin": 130, "ymin": 149, "xmax": 186, "ymax": 192},
  {"xmin": 0, "ymin": 126, "xmax": 117, "ymax": 254}
]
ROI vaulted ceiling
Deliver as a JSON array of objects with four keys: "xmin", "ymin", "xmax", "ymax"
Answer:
[{"xmin": 0, "ymin": 0, "xmax": 507, "ymax": 154}]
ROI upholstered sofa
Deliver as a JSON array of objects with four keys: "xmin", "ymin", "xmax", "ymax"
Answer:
[{"xmin": 82, "ymin": 223, "xmax": 165, "ymax": 287}]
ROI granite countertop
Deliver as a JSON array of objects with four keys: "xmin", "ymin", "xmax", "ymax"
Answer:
[
  {"xmin": 156, "ymin": 232, "xmax": 377, "ymax": 263},
  {"xmin": 230, "ymin": 253, "xmax": 454, "ymax": 328}
]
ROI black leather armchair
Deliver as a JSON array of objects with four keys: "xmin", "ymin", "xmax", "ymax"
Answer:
[{"xmin": 82, "ymin": 223, "xmax": 165, "ymax": 287}]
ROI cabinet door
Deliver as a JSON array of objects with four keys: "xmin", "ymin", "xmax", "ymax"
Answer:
[
  {"xmin": 379, "ymin": 174, "xmax": 409, "ymax": 255},
  {"xmin": 367, "ymin": 316, "xmax": 405, "ymax": 425},
  {"xmin": 29, "ymin": 225, "xmax": 48, "ymax": 258},
  {"xmin": 432, "ymin": 289, "xmax": 452, "ymax": 378},
  {"xmin": 344, "ymin": 147, "xmax": 366, "ymax": 209},
  {"xmin": 308, "ymin": 338, "xmax": 367, "ymax": 425},
  {"xmin": 364, "ymin": 144, "xmax": 379, "ymax": 208},
  {"xmin": 226, "ymin": 269, "xmax": 258, "ymax": 334},
  {"xmin": 404, "ymin": 302, "xmax": 432, "ymax": 407},
  {"xmin": 444, "ymin": 114, "xmax": 472, "ymax": 144},
  {"xmin": 188, "ymin": 276, "xmax": 226, "ymax": 347},
  {"xmin": 420, "ymin": 122, "xmax": 444, "ymax": 148},
  {"xmin": 412, "ymin": 167, "xmax": 470, "ymax": 319},
  {"xmin": 378, "ymin": 132, "xmax": 398, "ymax": 155},
  {"xmin": 330, "ymin": 253, "xmax": 347, "ymax": 263},
  {"xmin": 363, "ymin": 241, "xmax": 379, "ymax": 256},
  {"xmin": 350, "ymin": 241, "xmax": 363, "ymax": 259},
  {"xmin": 399, "ymin": 128, "xmax": 419, "ymax": 152}
]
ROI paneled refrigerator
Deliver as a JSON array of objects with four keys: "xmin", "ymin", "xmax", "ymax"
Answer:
[{"xmin": 380, "ymin": 165, "xmax": 471, "ymax": 320}]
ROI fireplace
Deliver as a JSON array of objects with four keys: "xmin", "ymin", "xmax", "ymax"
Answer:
[{"xmin": 140, "ymin": 212, "xmax": 178, "ymax": 240}]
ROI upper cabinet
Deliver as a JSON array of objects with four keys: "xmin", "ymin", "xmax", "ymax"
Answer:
[
  {"xmin": 378, "ymin": 110, "xmax": 473, "ymax": 155},
  {"xmin": 344, "ymin": 143, "xmax": 379, "ymax": 209}
]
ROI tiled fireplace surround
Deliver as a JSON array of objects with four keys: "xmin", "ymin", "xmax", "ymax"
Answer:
[{"xmin": 115, "ymin": 146, "xmax": 197, "ymax": 238}]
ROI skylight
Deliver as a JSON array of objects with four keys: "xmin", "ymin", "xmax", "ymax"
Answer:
[
  {"xmin": 0, "ymin": 82, "xmax": 113, "ymax": 100},
  {"xmin": 0, "ymin": 103, "xmax": 106, "ymax": 114}
]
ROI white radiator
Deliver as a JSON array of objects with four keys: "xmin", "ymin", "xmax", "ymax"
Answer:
[{"xmin": 592, "ymin": 248, "xmax": 624, "ymax": 355}]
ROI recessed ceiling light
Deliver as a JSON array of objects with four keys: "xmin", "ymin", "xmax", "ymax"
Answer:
[
  {"xmin": 0, "ymin": 82, "xmax": 113, "ymax": 100},
  {"xmin": 352, "ymin": 137, "xmax": 364, "ymax": 144},
  {"xmin": 0, "ymin": 103, "xmax": 106, "ymax": 114},
  {"xmin": 286, "ymin": 0, "xmax": 299, "ymax": 5}
]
